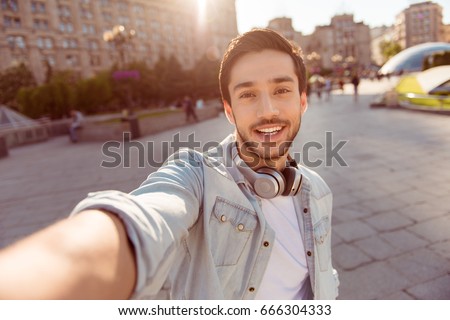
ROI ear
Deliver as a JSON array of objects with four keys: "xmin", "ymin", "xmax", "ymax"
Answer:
[
  {"xmin": 223, "ymin": 100, "xmax": 235, "ymax": 125},
  {"xmin": 300, "ymin": 92, "xmax": 308, "ymax": 115}
]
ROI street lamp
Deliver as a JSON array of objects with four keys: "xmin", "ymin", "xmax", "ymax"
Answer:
[
  {"xmin": 103, "ymin": 25, "xmax": 136, "ymax": 68},
  {"xmin": 306, "ymin": 51, "xmax": 321, "ymax": 74},
  {"xmin": 331, "ymin": 54, "xmax": 343, "ymax": 77},
  {"xmin": 103, "ymin": 25, "xmax": 140, "ymax": 139}
]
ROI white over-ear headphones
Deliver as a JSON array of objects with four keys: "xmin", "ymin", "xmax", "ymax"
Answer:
[{"xmin": 233, "ymin": 145, "xmax": 303, "ymax": 199}]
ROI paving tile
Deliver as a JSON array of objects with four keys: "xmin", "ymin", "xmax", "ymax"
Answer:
[
  {"xmin": 391, "ymin": 190, "xmax": 438, "ymax": 206},
  {"xmin": 407, "ymin": 216, "xmax": 450, "ymax": 243},
  {"xmin": 379, "ymin": 229, "xmax": 429, "ymax": 253},
  {"xmin": 384, "ymin": 291, "xmax": 415, "ymax": 300},
  {"xmin": 406, "ymin": 275, "xmax": 450, "ymax": 300},
  {"xmin": 428, "ymin": 240, "xmax": 450, "ymax": 261},
  {"xmin": 359, "ymin": 197, "xmax": 408, "ymax": 214},
  {"xmin": 337, "ymin": 261, "xmax": 410, "ymax": 299},
  {"xmin": 398, "ymin": 203, "xmax": 449, "ymax": 222},
  {"xmin": 354, "ymin": 235, "xmax": 400, "ymax": 260},
  {"xmin": 332, "ymin": 243, "xmax": 372, "ymax": 270},
  {"xmin": 364, "ymin": 211, "xmax": 414, "ymax": 232},
  {"xmin": 387, "ymin": 248, "xmax": 449, "ymax": 284},
  {"xmin": 333, "ymin": 204, "xmax": 373, "ymax": 222},
  {"xmin": 333, "ymin": 220, "xmax": 378, "ymax": 242}
]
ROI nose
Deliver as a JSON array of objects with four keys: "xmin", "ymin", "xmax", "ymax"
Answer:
[{"xmin": 256, "ymin": 93, "xmax": 279, "ymax": 119}]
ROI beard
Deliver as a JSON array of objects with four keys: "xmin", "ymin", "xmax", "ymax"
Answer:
[{"xmin": 234, "ymin": 116, "xmax": 301, "ymax": 165}]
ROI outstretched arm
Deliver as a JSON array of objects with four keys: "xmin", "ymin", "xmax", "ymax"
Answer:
[{"xmin": 0, "ymin": 210, "xmax": 136, "ymax": 299}]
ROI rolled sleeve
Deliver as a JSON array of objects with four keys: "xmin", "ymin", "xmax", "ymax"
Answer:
[{"xmin": 70, "ymin": 149, "xmax": 204, "ymax": 298}]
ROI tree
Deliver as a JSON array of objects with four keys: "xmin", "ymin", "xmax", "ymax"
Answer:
[
  {"xmin": 0, "ymin": 63, "xmax": 36, "ymax": 108},
  {"xmin": 380, "ymin": 40, "xmax": 402, "ymax": 63},
  {"xmin": 191, "ymin": 54, "xmax": 220, "ymax": 98}
]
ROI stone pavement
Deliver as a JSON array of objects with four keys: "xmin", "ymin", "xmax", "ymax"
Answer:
[{"xmin": 0, "ymin": 78, "xmax": 449, "ymax": 299}]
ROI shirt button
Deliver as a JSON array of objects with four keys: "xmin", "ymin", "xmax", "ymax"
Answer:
[
  {"xmin": 249, "ymin": 287, "xmax": 255, "ymax": 292},
  {"xmin": 307, "ymin": 251, "xmax": 312, "ymax": 256},
  {"xmin": 263, "ymin": 241, "xmax": 270, "ymax": 247},
  {"xmin": 303, "ymin": 208, "xmax": 308, "ymax": 214},
  {"xmin": 237, "ymin": 224, "xmax": 245, "ymax": 231},
  {"xmin": 220, "ymin": 215, "xmax": 227, "ymax": 222}
]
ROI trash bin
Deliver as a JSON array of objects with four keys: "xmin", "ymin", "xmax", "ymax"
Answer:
[
  {"xmin": 128, "ymin": 116, "xmax": 141, "ymax": 139},
  {"xmin": 0, "ymin": 135, "xmax": 9, "ymax": 158}
]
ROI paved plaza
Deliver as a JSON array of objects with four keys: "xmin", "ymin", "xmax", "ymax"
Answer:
[{"xmin": 0, "ymin": 79, "xmax": 449, "ymax": 299}]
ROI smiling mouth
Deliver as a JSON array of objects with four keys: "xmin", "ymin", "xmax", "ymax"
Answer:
[{"xmin": 255, "ymin": 126, "xmax": 284, "ymax": 136}]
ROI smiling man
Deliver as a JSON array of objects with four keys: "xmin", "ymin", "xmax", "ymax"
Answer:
[{"xmin": 0, "ymin": 29, "xmax": 338, "ymax": 300}]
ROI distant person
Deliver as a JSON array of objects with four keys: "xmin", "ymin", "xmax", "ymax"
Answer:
[
  {"xmin": 183, "ymin": 95, "xmax": 198, "ymax": 122},
  {"xmin": 315, "ymin": 79, "xmax": 323, "ymax": 100},
  {"xmin": 195, "ymin": 98, "xmax": 204, "ymax": 109},
  {"xmin": 324, "ymin": 78, "xmax": 332, "ymax": 101},
  {"xmin": 351, "ymin": 73, "xmax": 360, "ymax": 101},
  {"xmin": 69, "ymin": 109, "xmax": 83, "ymax": 143},
  {"xmin": 338, "ymin": 78, "xmax": 345, "ymax": 93}
]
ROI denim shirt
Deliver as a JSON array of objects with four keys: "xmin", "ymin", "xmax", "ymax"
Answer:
[{"xmin": 71, "ymin": 134, "xmax": 339, "ymax": 299}]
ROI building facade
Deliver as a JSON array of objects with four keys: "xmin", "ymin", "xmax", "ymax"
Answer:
[
  {"xmin": 268, "ymin": 14, "xmax": 371, "ymax": 73},
  {"xmin": 395, "ymin": 1, "xmax": 445, "ymax": 49},
  {"xmin": 0, "ymin": 0, "xmax": 238, "ymax": 83}
]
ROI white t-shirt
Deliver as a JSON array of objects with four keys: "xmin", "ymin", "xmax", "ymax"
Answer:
[{"xmin": 255, "ymin": 196, "xmax": 309, "ymax": 300}]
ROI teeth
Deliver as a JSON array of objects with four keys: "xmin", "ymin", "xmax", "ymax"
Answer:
[{"xmin": 257, "ymin": 126, "xmax": 282, "ymax": 134}]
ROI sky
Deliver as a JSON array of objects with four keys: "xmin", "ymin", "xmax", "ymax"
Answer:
[{"xmin": 235, "ymin": 0, "xmax": 450, "ymax": 35}]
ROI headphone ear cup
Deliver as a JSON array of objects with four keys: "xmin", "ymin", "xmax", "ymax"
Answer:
[
  {"xmin": 281, "ymin": 167, "xmax": 303, "ymax": 196},
  {"xmin": 255, "ymin": 168, "xmax": 286, "ymax": 198}
]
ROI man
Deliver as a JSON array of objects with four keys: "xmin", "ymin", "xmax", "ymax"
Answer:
[
  {"xmin": 69, "ymin": 109, "xmax": 84, "ymax": 143},
  {"xmin": 0, "ymin": 29, "xmax": 338, "ymax": 300}
]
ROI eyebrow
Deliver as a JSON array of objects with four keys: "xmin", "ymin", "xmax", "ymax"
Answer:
[{"xmin": 232, "ymin": 76, "xmax": 295, "ymax": 92}]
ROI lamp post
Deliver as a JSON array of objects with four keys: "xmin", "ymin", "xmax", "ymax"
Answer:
[
  {"xmin": 306, "ymin": 51, "xmax": 321, "ymax": 74},
  {"xmin": 331, "ymin": 54, "xmax": 343, "ymax": 77},
  {"xmin": 103, "ymin": 25, "xmax": 136, "ymax": 68},
  {"xmin": 103, "ymin": 25, "xmax": 141, "ymax": 139}
]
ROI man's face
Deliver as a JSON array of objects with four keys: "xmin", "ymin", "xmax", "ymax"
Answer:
[{"xmin": 224, "ymin": 49, "xmax": 307, "ymax": 168}]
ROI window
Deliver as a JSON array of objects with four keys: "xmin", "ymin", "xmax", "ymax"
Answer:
[
  {"xmin": 90, "ymin": 55, "xmax": 101, "ymax": 66},
  {"xmin": 1, "ymin": 0, "xmax": 18, "ymax": 11},
  {"xmin": 102, "ymin": 12, "xmax": 111, "ymax": 22},
  {"xmin": 3, "ymin": 15, "xmax": 21, "ymax": 28},
  {"xmin": 118, "ymin": 1, "xmax": 128, "ymax": 11},
  {"xmin": 118, "ymin": 16, "xmax": 129, "ymax": 25},
  {"xmin": 80, "ymin": 8, "xmax": 93, "ymax": 19},
  {"xmin": 66, "ymin": 54, "xmax": 79, "ymax": 67},
  {"xmin": 58, "ymin": 5, "xmax": 71, "ymax": 17},
  {"xmin": 82, "ymin": 24, "xmax": 95, "ymax": 34},
  {"xmin": 44, "ymin": 37, "xmax": 53, "ymax": 49},
  {"xmin": 43, "ymin": 55, "xmax": 55, "ymax": 66},
  {"xmin": 7, "ymin": 35, "xmax": 26, "ymax": 49},
  {"xmin": 87, "ymin": 40, "xmax": 98, "ymax": 50},
  {"xmin": 33, "ymin": 18, "xmax": 48, "ymax": 30},
  {"xmin": 37, "ymin": 37, "xmax": 53, "ymax": 49},
  {"xmin": 31, "ymin": 1, "xmax": 46, "ymax": 13}
]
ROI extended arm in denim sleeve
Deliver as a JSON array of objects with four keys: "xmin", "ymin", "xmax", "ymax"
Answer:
[{"xmin": 70, "ymin": 148, "xmax": 204, "ymax": 297}]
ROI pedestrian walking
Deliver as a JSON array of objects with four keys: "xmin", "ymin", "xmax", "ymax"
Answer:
[
  {"xmin": 69, "ymin": 109, "xmax": 83, "ymax": 143},
  {"xmin": 183, "ymin": 95, "xmax": 198, "ymax": 122},
  {"xmin": 351, "ymin": 72, "xmax": 360, "ymax": 101}
]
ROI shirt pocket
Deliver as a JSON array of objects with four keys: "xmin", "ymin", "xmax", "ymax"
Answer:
[
  {"xmin": 313, "ymin": 215, "xmax": 331, "ymax": 272},
  {"xmin": 209, "ymin": 197, "xmax": 257, "ymax": 266}
]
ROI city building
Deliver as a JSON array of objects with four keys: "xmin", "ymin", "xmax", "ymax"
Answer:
[
  {"xmin": 0, "ymin": 0, "xmax": 238, "ymax": 83},
  {"xmin": 395, "ymin": 1, "xmax": 445, "ymax": 49},
  {"xmin": 268, "ymin": 14, "xmax": 371, "ymax": 74}
]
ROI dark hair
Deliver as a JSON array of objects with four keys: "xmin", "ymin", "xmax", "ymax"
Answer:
[{"xmin": 219, "ymin": 28, "xmax": 306, "ymax": 106}]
